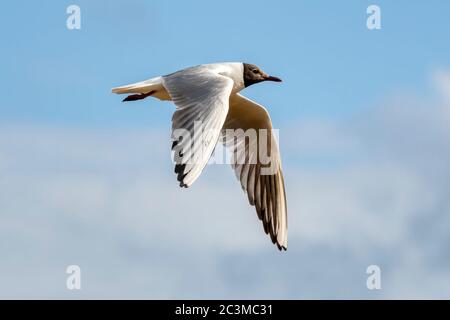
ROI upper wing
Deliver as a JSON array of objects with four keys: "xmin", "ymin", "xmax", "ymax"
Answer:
[
  {"xmin": 221, "ymin": 94, "xmax": 288, "ymax": 250},
  {"xmin": 163, "ymin": 68, "xmax": 234, "ymax": 187}
]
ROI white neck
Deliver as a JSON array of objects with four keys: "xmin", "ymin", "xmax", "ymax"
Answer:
[{"xmin": 206, "ymin": 62, "xmax": 245, "ymax": 93}]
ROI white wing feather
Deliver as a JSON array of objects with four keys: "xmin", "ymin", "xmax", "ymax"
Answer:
[
  {"xmin": 163, "ymin": 67, "xmax": 234, "ymax": 187},
  {"xmin": 222, "ymin": 94, "xmax": 288, "ymax": 250}
]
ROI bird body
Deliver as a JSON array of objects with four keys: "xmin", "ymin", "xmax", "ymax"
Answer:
[
  {"xmin": 112, "ymin": 62, "xmax": 288, "ymax": 250},
  {"xmin": 112, "ymin": 63, "xmax": 245, "ymax": 99}
]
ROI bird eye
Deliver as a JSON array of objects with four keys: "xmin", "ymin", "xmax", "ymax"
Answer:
[{"xmin": 253, "ymin": 69, "xmax": 259, "ymax": 74}]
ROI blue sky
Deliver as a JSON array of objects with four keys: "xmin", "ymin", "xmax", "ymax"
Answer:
[
  {"xmin": 1, "ymin": 1, "xmax": 450, "ymax": 299},
  {"xmin": 1, "ymin": 0, "xmax": 450, "ymax": 127}
]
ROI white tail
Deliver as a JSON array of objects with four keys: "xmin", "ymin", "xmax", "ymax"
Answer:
[{"xmin": 111, "ymin": 76, "xmax": 164, "ymax": 94}]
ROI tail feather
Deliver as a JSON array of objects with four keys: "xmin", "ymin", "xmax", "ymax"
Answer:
[{"xmin": 111, "ymin": 76, "xmax": 163, "ymax": 94}]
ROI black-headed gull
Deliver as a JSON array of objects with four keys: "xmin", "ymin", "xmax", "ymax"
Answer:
[{"xmin": 112, "ymin": 62, "xmax": 287, "ymax": 250}]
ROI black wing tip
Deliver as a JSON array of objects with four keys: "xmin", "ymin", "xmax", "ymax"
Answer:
[
  {"xmin": 252, "ymin": 205, "xmax": 287, "ymax": 251},
  {"xmin": 174, "ymin": 163, "xmax": 189, "ymax": 188}
]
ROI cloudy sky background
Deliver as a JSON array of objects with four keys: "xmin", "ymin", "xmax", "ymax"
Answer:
[{"xmin": 1, "ymin": 1, "xmax": 450, "ymax": 298}]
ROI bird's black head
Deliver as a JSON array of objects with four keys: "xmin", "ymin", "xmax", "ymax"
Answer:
[{"xmin": 243, "ymin": 63, "xmax": 282, "ymax": 87}]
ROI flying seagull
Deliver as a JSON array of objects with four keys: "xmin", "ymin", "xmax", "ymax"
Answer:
[{"xmin": 112, "ymin": 62, "xmax": 287, "ymax": 250}]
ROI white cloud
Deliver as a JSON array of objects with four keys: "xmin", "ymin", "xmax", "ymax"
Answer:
[
  {"xmin": 433, "ymin": 68, "xmax": 450, "ymax": 105},
  {"xmin": 1, "ymin": 71, "xmax": 450, "ymax": 298}
]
